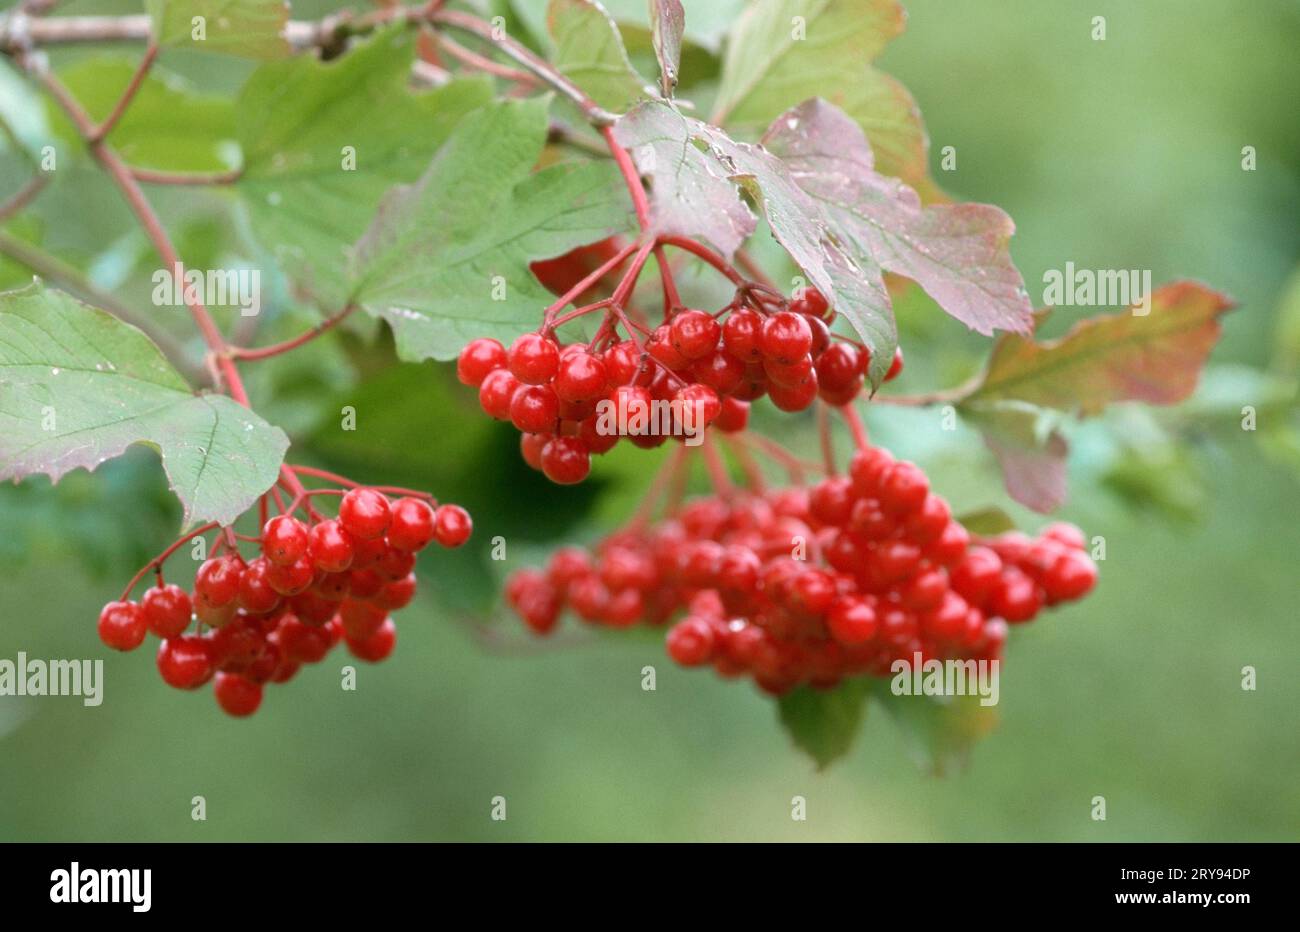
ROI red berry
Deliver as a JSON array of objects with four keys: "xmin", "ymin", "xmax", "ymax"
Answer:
[
  {"xmin": 601, "ymin": 340, "xmax": 640, "ymax": 384},
  {"xmin": 308, "ymin": 519, "xmax": 355, "ymax": 573},
  {"xmin": 666, "ymin": 616, "xmax": 716, "ymax": 666},
  {"xmin": 1043, "ymin": 522, "xmax": 1088, "ymax": 550},
  {"xmin": 156, "ymin": 635, "xmax": 214, "ymax": 689},
  {"xmin": 647, "ymin": 325, "xmax": 689, "ymax": 370},
  {"xmin": 457, "ymin": 337, "xmax": 507, "ymax": 387},
  {"xmin": 759, "ymin": 312, "xmax": 813, "ymax": 364},
  {"xmin": 989, "ymin": 569, "xmax": 1043, "ymax": 623},
  {"xmin": 338, "ymin": 488, "xmax": 391, "ymax": 540},
  {"xmin": 815, "ymin": 343, "xmax": 864, "ymax": 391},
  {"xmin": 1043, "ymin": 550, "xmax": 1098, "ymax": 602},
  {"xmin": 373, "ymin": 544, "xmax": 416, "ymax": 582},
  {"xmin": 375, "ymin": 574, "xmax": 417, "ymax": 611},
  {"xmin": 541, "ymin": 435, "xmax": 591, "ymax": 484},
  {"xmin": 722, "ymin": 309, "xmax": 763, "ymax": 362},
  {"xmin": 885, "ymin": 346, "xmax": 904, "ymax": 381},
  {"xmin": 98, "ymin": 600, "xmax": 146, "ymax": 651},
  {"xmin": 673, "ymin": 383, "xmax": 721, "ymax": 428},
  {"xmin": 346, "ymin": 617, "xmax": 397, "ymax": 662},
  {"xmin": 669, "ymin": 310, "xmax": 721, "ymax": 360},
  {"xmin": 949, "ymin": 546, "xmax": 1003, "ymax": 605},
  {"xmin": 214, "ymin": 672, "xmax": 263, "ymax": 717},
  {"xmin": 690, "ymin": 350, "xmax": 746, "ymax": 395},
  {"xmin": 879, "ymin": 461, "xmax": 930, "ymax": 515},
  {"xmin": 826, "ymin": 596, "xmax": 878, "ymax": 645},
  {"xmin": 508, "ymin": 332, "xmax": 560, "ymax": 384},
  {"xmin": 266, "ymin": 555, "xmax": 315, "ymax": 596},
  {"xmin": 554, "ymin": 350, "xmax": 608, "ymax": 403},
  {"xmin": 140, "ymin": 584, "xmax": 192, "ymax": 639},
  {"xmin": 714, "ymin": 397, "xmax": 750, "ymax": 432},
  {"xmin": 237, "ymin": 557, "xmax": 281, "ymax": 614},
  {"xmin": 789, "ymin": 287, "xmax": 830, "ymax": 319},
  {"xmin": 509, "ymin": 383, "xmax": 560, "ymax": 433},
  {"xmin": 387, "ymin": 497, "xmax": 436, "ymax": 551},
  {"xmin": 520, "ymin": 431, "xmax": 549, "ymax": 470},
  {"xmin": 262, "ymin": 515, "xmax": 309, "ymax": 566},
  {"xmin": 479, "ymin": 368, "xmax": 521, "ymax": 420},
  {"xmin": 766, "ymin": 372, "xmax": 818, "ymax": 411},
  {"xmin": 434, "ymin": 504, "xmax": 473, "ymax": 547},
  {"xmin": 195, "ymin": 556, "xmax": 244, "ymax": 607}
]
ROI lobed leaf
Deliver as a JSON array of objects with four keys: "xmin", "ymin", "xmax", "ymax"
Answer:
[
  {"xmin": 869, "ymin": 681, "xmax": 999, "ymax": 777},
  {"xmin": 547, "ymin": 0, "xmax": 648, "ymax": 112},
  {"xmin": 0, "ymin": 284, "xmax": 288, "ymax": 528},
  {"xmin": 963, "ymin": 400, "xmax": 1069, "ymax": 513},
  {"xmin": 649, "ymin": 0, "xmax": 686, "ymax": 97},
  {"xmin": 236, "ymin": 29, "xmax": 493, "ymax": 310},
  {"xmin": 777, "ymin": 680, "xmax": 870, "ymax": 769},
  {"xmin": 713, "ymin": 0, "xmax": 934, "ymax": 191},
  {"xmin": 763, "ymin": 98, "xmax": 1034, "ymax": 340},
  {"xmin": 968, "ymin": 281, "xmax": 1236, "ymax": 416},
  {"xmin": 145, "ymin": 0, "xmax": 290, "ymax": 60},
  {"xmin": 612, "ymin": 101, "xmax": 757, "ymax": 258},
  {"xmin": 46, "ymin": 59, "xmax": 236, "ymax": 173},
  {"xmin": 349, "ymin": 97, "xmax": 635, "ymax": 361}
]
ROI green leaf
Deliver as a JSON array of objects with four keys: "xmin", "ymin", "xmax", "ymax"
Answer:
[
  {"xmin": 713, "ymin": 0, "xmax": 933, "ymax": 190},
  {"xmin": 47, "ymin": 59, "xmax": 237, "ymax": 173},
  {"xmin": 615, "ymin": 99, "xmax": 899, "ymax": 383},
  {"xmin": 349, "ymin": 97, "xmax": 634, "ymax": 361},
  {"xmin": 777, "ymin": 680, "xmax": 870, "ymax": 769},
  {"xmin": 236, "ymin": 29, "xmax": 494, "ymax": 309},
  {"xmin": 969, "ymin": 281, "xmax": 1235, "ymax": 416},
  {"xmin": 145, "ymin": 0, "xmax": 290, "ymax": 60},
  {"xmin": 0, "ymin": 283, "xmax": 288, "ymax": 528},
  {"xmin": 763, "ymin": 99, "xmax": 1033, "ymax": 341},
  {"xmin": 954, "ymin": 505, "xmax": 1017, "ymax": 536},
  {"xmin": 649, "ymin": 0, "xmax": 686, "ymax": 97},
  {"xmin": 963, "ymin": 400, "xmax": 1069, "ymax": 513},
  {"xmin": 869, "ymin": 681, "xmax": 999, "ymax": 777},
  {"xmin": 611, "ymin": 102, "xmax": 756, "ymax": 257},
  {"xmin": 547, "ymin": 0, "xmax": 648, "ymax": 112}
]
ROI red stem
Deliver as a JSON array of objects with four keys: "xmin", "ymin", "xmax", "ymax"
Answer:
[
  {"xmin": 601, "ymin": 124, "xmax": 650, "ymax": 229},
  {"xmin": 90, "ymin": 42, "xmax": 157, "ymax": 142},
  {"xmin": 230, "ymin": 304, "xmax": 356, "ymax": 361},
  {"xmin": 120, "ymin": 522, "xmax": 218, "ymax": 600},
  {"xmin": 658, "ymin": 235, "xmax": 745, "ymax": 285},
  {"xmin": 541, "ymin": 240, "xmax": 638, "ymax": 328},
  {"xmin": 838, "ymin": 404, "xmax": 870, "ymax": 450},
  {"xmin": 817, "ymin": 402, "xmax": 837, "ymax": 475}
]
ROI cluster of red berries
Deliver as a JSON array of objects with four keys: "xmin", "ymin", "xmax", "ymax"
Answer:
[
  {"xmin": 456, "ymin": 288, "xmax": 902, "ymax": 485},
  {"xmin": 97, "ymin": 489, "xmax": 472, "ymax": 716},
  {"xmin": 505, "ymin": 443, "xmax": 1096, "ymax": 695}
]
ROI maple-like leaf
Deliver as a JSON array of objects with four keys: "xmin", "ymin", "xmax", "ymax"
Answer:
[
  {"xmin": 0, "ymin": 284, "xmax": 288, "ymax": 528},
  {"xmin": 764, "ymin": 98, "xmax": 1034, "ymax": 339},
  {"xmin": 969, "ymin": 281, "xmax": 1235, "ymax": 416},
  {"xmin": 349, "ymin": 97, "xmax": 635, "ymax": 361}
]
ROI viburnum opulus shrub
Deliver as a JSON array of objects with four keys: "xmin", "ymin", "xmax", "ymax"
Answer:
[{"xmin": 0, "ymin": 2, "xmax": 1231, "ymax": 758}]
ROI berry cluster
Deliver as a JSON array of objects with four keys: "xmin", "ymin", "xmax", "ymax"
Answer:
[
  {"xmin": 504, "ymin": 444, "xmax": 1095, "ymax": 695},
  {"xmin": 97, "ymin": 489, "xmax": 472, "ymax": 716},
  {"xmin": 456, "ymin": 288, "xmax": 902, "ymax": 485}
]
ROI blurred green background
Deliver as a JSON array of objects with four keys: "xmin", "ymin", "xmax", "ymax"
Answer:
[{"xmin": 0, "ymin": 0, "xmax": 1297, "ymax": 841}]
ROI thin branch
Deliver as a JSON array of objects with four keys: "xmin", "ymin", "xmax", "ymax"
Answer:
[
  {"xmin": 130, "ymin": 166, "xmax": 242, "ymax": 186},
  {"xmin": 0, "ymin": 228, "xmax": 203, "ymax": 383},
  {"xmin": 0, "ymin": 173, "xmax": 48, "ymax": 222},
  {"xmin": 89, "ymin": 42, "xmax": 157, "ymax": 142},
  {"xmin": 228, "ymin": 304, "xmax": 356, "ymax": 361}
]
